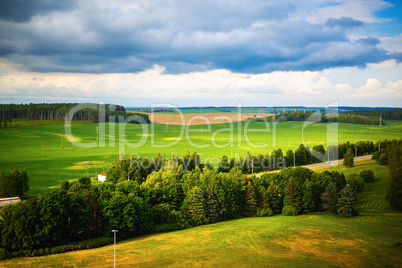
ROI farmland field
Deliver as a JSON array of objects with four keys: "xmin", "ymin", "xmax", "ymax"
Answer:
[
  {"xmin": 0, "ymin": 117, "xmax": 401, "ymax": 195},
  {"xmin": 1, "ymin": 160, "xmax": 401, "ymax": 267},
  {"xmin": 141, "ymin": 112, "xmax": 274, "ymax": 125}
]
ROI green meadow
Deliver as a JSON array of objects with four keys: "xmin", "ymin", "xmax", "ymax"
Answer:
[
  {"xmin": 0, "ymin": 119, "xmax": 401, "ymax": 195},
  {"xmin": 1, "ymin": 159, "xmax": 401, "ymax": 267}
]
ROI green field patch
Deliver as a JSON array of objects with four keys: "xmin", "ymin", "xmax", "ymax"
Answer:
[{"xmin": 1, "ymin": 120, "xmax": 401, "ymax": 195}]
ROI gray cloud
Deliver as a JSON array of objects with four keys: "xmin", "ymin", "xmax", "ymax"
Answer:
[
  {"xmin": 0, "ymin": 0, "xmax": 76, "ymax": 22},
  {"xmin": 0, "ymin": 0, "xmax": 397, "ymax": 74}
]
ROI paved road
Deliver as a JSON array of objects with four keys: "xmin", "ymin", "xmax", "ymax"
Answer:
[
  {"xmin": 304, "ymin": 155, "xmax": 372, "ymax": 170},
  {"xmin": 255, "ymin": 155, "xmax": 373, "ymax": 177}
]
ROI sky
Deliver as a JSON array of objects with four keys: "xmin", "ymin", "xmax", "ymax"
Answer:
[{"xmin": 0, "ymin": 0, "xmax": 401, "ymax": 107}]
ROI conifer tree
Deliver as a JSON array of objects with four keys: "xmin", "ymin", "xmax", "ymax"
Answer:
[
  {"xmin": 343, "ymin": 147, "xmax": 354, "ymax": 167},
  {"xmin": 204, "ymin": 190, "xmax": 219, "ymax": 223},
  {"xmin": 244, "ymin": 180, "xmax": 257, "ymax": 216},
  {"xmin": 284, "ymin": 177, "xmax": 302, "ymax": 213},
  {"xmin": 386, "ymin": 142, "xmax": 402, "ymax": 210},
  {"xmin": 338, "ymin": 184, "xmax": 358, "ymax": 217},
  {"xmin": 188, "ymin": 187, "xmax": 207, "ymax": 224},
  {"xmin": 321, "ymin": 182, "xmax": 338, "ymax": 213},
  {"xmin": 267, "ymin": 181, "xmax": 280, "ymax": 213},
  {"xmin": 302, "ymin": 179, "xmax": 315, "ymax": 213}
]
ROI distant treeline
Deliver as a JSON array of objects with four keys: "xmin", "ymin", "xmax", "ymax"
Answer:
[
  {"xmin": 342, "ymin": 109, "xmax": 402, "ymax": 121},
  {"xmin": 264, "ymin": 111, "xmax": 382, "ymax": 125},
  {"xmin": 0, "ymin": 103, "xmax": 150, "ymax": 124}
]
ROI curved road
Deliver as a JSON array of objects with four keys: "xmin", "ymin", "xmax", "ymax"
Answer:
[
  {"xmin": 304, "ymin": 155, "xmax": 373, "ymax": 170},
  {"xmin": 255, "ymin": 155, "xmax": 373, "ymax": 177}
]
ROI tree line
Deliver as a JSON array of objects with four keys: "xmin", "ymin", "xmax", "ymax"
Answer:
[
  {"xmin": 0, "ymin": 103, "xmax": 150, "ymax": 124},
  {"xmin": 343, "ymin": 108, "xmax": 402, "ymax": 121},
  {"xmin": 371, "ymin": 139, "xmax": 402, "ymax": 210},
  {"xmin": 0, "ymin": 165, "xmax": 360, "ymax": 259},
  {"xmin": 264, "ymin": 110, "xmax": 383, "ymax": 125}
]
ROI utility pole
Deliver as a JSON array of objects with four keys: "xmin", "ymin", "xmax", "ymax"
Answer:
[
  {"xmin": 355, "ymin": 146, "xmax": 357, "ymax": 157},
  {"xmin": 327, "ymin": 149, "xmax": 329, "ymax": 163},
  {"xmin": 111, "ymin": 230, "xmax": 118, "ymax": 268},
  {"xmin": 293, "ymin": 153, "xmax": 295, "ymax": 168},
  {"xmin": 96, "ymin": 126, "xmax": 99, "ymax": 142}
]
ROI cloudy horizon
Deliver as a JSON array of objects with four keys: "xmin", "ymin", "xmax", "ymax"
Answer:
[{"xmin": 0, "ymin": 0, "xmax": 401, "ymax": 107}]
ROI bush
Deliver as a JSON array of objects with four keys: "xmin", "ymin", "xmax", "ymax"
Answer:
[
  {"xmin": 256, "ymin": 208, "xmax": 273, "ymax": 217},
  {"xmin": 154, "ymin": 223, "xmax": 181, "ymax": 233},
  {"xmin": 378, "ymin": 154, "xmax": 388, "ymax": 165},
  {"xmin": 360, "ymin": 170, "xmax": 375, "ymax": 183},
  {"xmin": 282, "ymin": 205, "xmax": 298, "ymax": 216},
  {"xmin": 0, "ymin": 237, "xmax": 114, "ymax": 260},
  {"xmin": 371, "ymin": 151, "xmax": 381, "ymax": 160},
  {"xmin": 0, "ymin": 248, "xmax": 9, "ymax": 261},
  {"xmin": 346, "ymin": 173, "xmax": 364, "ymax": 194}
]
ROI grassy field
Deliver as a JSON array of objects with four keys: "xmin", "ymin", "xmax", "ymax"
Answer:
[
  {"xmin": 1, "ymin": 160, "xmax": 401, "ymax": 267},
  {"xmin": 0, "ymin": 119, "xmax": 401, "ymax": 195}
]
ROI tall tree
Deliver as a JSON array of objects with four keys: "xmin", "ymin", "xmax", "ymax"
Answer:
[
  {"xmin": 244, "ymin": 180, "xmax": 257, "ymax": 216},
  {"xmin": 338, "ymin": 184, "xmax": 358, "ymax": 217},
  {"xmin": 343, "ymin": 147, "xmax": 354, "ymax": 167},
  {"xmin": 386, "ymin": 142, "xmax": 402, "ymax": 210},
  {"xmin": 284, "ymin": 177, "xmax": 302, "ymax": 214},
  {"xmin": 302, "ymin": 179, "xmax": 315, "ymax": 213},
  {"xmin": 321, "ymin": 183, "xmax": 338, "ymax": 213},
  {"xmin": 188, "ymin": 187, "xmax": 207, "ymax": 224}
]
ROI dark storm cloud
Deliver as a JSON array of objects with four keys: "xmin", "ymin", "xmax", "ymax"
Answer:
[
  {"xmin": 0, "ymin": 0, "xmax": 76, "ymax": 22},
  {"xmin": 0, "ymin": 0, "xmax": 397, "ymax": 74}
]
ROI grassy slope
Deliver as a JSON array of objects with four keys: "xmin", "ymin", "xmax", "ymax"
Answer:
[
  {"xmin": 0, "ymin": 120, "xmax": 401, "ymax": 195},
  {"xmin": 1, "ymin": 160, "xmax": 401, "ymax": 267}
]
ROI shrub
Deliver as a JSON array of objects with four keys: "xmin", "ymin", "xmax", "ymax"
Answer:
[
  {"xmin": 256, "ymin": 208, "xmax": 273, "ymax": 217},
  {"xmin": 0, "ymin": 237, "xmax": 114, "ymax": 261},
  {"xmin": 282, "ymin": 205, "xmax": 298, "ymax": 216},
  {"xmin": 154, "ymin": 223, "xmax": 181, "ymax": 233},
  {"xmin": 378, "ymin": 154, "xmax": 388, "ymax": 165},
  {"xmin": 360, "ymin": 170, "xmax": 375, "ymax": 183},
  {"xmin": 371, "ymin": 151, "xmax": 381, "ymax": 160},
  {"xmin": 0, "ymin": 248, "xmax": 9, "ymax": 261},
  {"xmin": 346, "ymin": 173, "xmax": 364, "ymax": 194}
]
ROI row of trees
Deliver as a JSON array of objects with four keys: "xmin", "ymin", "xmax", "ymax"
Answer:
[
  {"xmin": 371, "ymin": 139, "xmax": 402, "ymax": 210},
  {"xmin": 0, "ymin": 103, "xmax": 150, "ymax": 124},
  {"xmin": 105, "ymin": 139, "xmax": 389, "ymax": 185},
  {"xmin": 0, "ymin": 166, "xmax": 360, "ymax": 254},
  {"xmin": 265, "ymin": 110, "xmax": 384, "ymax": 125},
  {"xmin": 344, "ymin": 108, "xmax": 402, "ymax": 121}
]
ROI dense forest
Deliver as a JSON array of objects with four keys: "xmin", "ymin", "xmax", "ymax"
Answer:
[
  {"xmin": 0, "ymin": 103, "xmax": 150, "ymax": 124},
  {"xmin": 264, "ymin": 111, "xmax": 382, "ymax": 125},
  {"xmin": 344, "ymin": 108, "xmax": 402, "ymax": 120},
  {"xmin": 0, "ymin": 166, "xmax": 358, "ymax": 260}
]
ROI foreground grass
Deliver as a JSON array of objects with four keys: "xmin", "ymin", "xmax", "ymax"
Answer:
[
  {"xmin": 1, "ymin": 160, "xmax": 401, "ymax": 267},
  {"xmin": 1, "ymin": 215, "xmax": 401, "ymax": 267}
]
